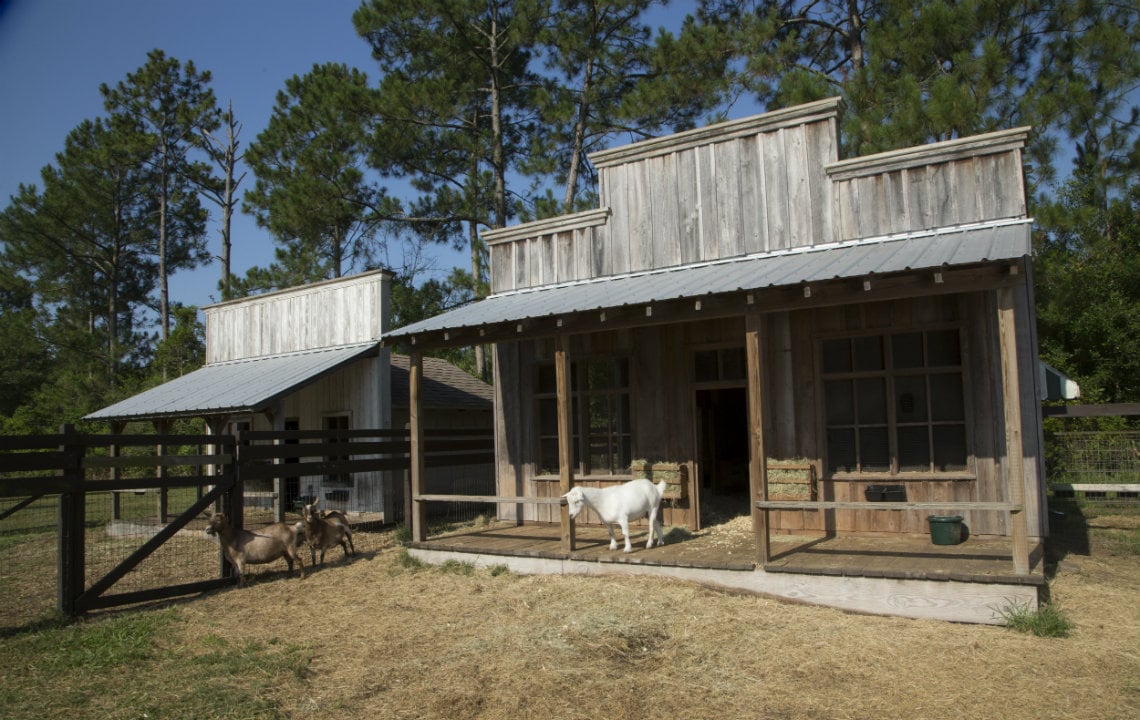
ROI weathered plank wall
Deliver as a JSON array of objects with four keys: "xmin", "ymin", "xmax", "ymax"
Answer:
[
  {"xmin": 493, "ymin": 292, "xmax": 1044, "ymax": 538},
  {"xmin": 826, "ymin": 128, "xmax": 1029, "ymax": 241},
  {"xmin": 488, "ymin": 99, "xmax": 841, "ymax": 293},
  {"xmin": 205, "ymin": 270, "xmax": 391, "ymax": 362}
]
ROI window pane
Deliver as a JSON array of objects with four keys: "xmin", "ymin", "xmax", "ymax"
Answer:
[
  {"xmin": 895, "ymin": 375, "xmax": 928, "ymax": 423},
  {"xmin": 721, "ymin": 347, "xmax": 746, "ymax": 380},
  {"xmin": 617, "ymin": 393, "xmax": 631, "ymax": 434},
  {"xmin": 898, "ymin": 426, "xmax": 930, "ymax": 472},
  {"xmin": 618, "ymin": 435, "xmax": 632, "ymax": 472},
  {"xmin": 929, "ymin": 373, "xmax": 965, "ymax": 421},
  {"xmin": 539, "ymin": 439, "xmax": 559, "ymax": 475},
  {"xmin": 927, "ymin": 330, "xmax": 961, "ymax": 366},
  {"xmin": 892, "ymin": 332, "xmax": 924, "ymax": 368},
  {"xmin": 694, "ymin": 350, "xmax": 718, "ymax": 382},
  {"xmin": 539, "ymin": 398, "xmax": 558, "ymax": 435},
  {"xmin": 853, "ymin": 336, "xmax": 884, "ymax": 371},
  {"xmin": 589, "ymin": 394, "xmax": 610, "ymax": 433},
  {"xmin": 859, "ymin": 427, "xmax": 890, "ymax": 472},
  {"xmin": 825, "ymin": 380, "xmax": 854, "ymax": 424},
  {"xmin": 587, "ymin": 360, "xmax": 612, "ymax": 389},
  {"xmin": 933, "ymin": 425, "xmax": 968, "ymax": 471},
  {"xmin": 616, "ymin": 358, "xmax": 629, "ymax": 388},
  {"xmin": 537, "ymin": 363, "xmax": 556, "ymax": 393},
  {"xmin": 827, "ymin": 428, "xmax": 856, "ymax": 472},
  {"xmin": 822, "ymin": 339, "xmax": 851, "ymax": 373},
  {"xmin": 588, "ymin": 435, "xmax": 611, "ymax": 473},
  {"xmin": 857, "ymin": 378, "xmax": 887, "ymax": 424}
]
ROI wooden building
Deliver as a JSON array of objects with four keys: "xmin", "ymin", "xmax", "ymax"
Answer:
[
  {"xmin": 87, "ymin": 270, "xmax": 493, "ymax": 521},
  {"xmin": 385, "ymin": 99, "xmax": 1046, "ymax": 621}
]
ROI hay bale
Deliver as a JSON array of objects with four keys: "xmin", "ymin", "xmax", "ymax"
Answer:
[{"xmin": 766, "ymin": 459, "xmax": 816, "ymax": 501}]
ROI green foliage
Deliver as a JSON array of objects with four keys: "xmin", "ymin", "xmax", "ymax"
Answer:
[
  {"xmin": 243, "ymin": 63, "xmax": 390, "ymax": 281},
  {"xmin": 997, "ymin": 599, "xmax": 1074, "ymax": 638}
]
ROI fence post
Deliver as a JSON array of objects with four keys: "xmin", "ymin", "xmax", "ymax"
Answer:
[
  {"xmin": 219, "ymin": 432, "xmax": 243, "ymax": 581},
  {"xmin": 57, "ymin": 424, "xmax": 85, "ymax": 616}
]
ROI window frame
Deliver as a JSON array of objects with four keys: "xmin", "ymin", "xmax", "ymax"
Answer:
[
  {"xmin": 818, "ymin": 325, "xmax": 975, "ymax": 480},
  {"xmin": 534, "ymin": 355, "xmax": 632, "ymax": 478}
]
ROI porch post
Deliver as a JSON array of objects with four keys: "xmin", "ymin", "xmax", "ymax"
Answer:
[
  {"xmin": 998, "ymin": 285, "xmax": 1031, "ymax": 575},
  {"xmin": 154, "ymin": 419, "xmax": 171, "ymax": 524},
  {"xmin": 409, "ymin": 349, "xmax": 428, "ymax": 542},
  {"xmin": 556, "ymin": 335, "xmax": 575, "ymax": 552},
  {"xmin": 745, "ymin": 310, "xmax": 770, "ymax": 564}
]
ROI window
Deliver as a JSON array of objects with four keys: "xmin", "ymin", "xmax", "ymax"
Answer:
[
  {"xmin": 536, "ymin": 357, "xmax": 631, "ymax": 476},
  {"xmin": 323, "ymin": 414, "xmax": 352, "ymax": 486},
  {"xmin": 694, "ymin": 346, "xmax": 746, "ymax": 384},
  {"xmin": 821, "ymin": 329, "xmax": 969, "ymax": 475}
]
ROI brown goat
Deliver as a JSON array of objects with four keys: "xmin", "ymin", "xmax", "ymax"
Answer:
[
  {"xmin": 300, "ymin": 498, "xmax": 355, "ymax": 565},
  {"xmin": 205, "ymin": 512, "xmax": 305, "ymax": 585}
]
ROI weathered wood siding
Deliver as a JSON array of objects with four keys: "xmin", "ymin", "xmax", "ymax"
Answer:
[
  {"xmin": 487, "ymin": 99, "xmax": 841, "ymax": 293},
  {"xmin": 205, "ymin": 270, "xmax": 391, "ymax": 362},
  {"xmin": 494, "ymin": 292, "xmax": 1044, "ymax": 538},
  {"xmin": 827, "ymin": 128, "xmax": 1030, "ymax": 241}
]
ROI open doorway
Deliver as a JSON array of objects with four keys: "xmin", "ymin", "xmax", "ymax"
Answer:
[{"xmin": 695, "ymin": 387, "xmax": 751, "ymax": 527}]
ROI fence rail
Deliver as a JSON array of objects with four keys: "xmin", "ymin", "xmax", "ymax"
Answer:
[{"xmin": 0, "ymin": 425, "xmax": 494, "ymax": 626}]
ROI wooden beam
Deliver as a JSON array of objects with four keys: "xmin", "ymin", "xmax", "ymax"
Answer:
[
  {"xmin": 556, "ymin": 335, "xmax": 575, "ymax": 552},
  {"xmin": 409, "ymin": 350, "xmax": 427, "ymax": 542},
  {"xmin": 745, "ymin": 310, "xmax": 770, "ymax": 564},
  {"xmin": 998, "ymin": 287, "xmax": 1030, "ymax": 575}
]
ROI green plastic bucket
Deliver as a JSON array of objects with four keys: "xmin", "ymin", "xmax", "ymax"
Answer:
[{"xmin": 928, "ymin": 515, "xmax": 964, "ymax": 545}]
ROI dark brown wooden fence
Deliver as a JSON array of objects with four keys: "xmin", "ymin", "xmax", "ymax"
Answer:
[{"xmin": 0, "ymin": 425, "xmax": 493, "ymax": 623}]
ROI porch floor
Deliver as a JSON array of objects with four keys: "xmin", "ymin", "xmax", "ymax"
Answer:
[{"xmin": 412, "ymin": 518, "xmax": 1045, "ymax": 586}]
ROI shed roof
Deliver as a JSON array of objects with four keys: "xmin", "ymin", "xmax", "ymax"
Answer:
[
  {"xmin": 385, "ymin": 218, "xmax": 1032, "ymax": 348},
  {"xmin": 390, "ymin": 355, "xmax": 493, "ymax": 410},
  {"xmin": 85, "ymin": 342, "xmax": 379, "ymax": 423}
]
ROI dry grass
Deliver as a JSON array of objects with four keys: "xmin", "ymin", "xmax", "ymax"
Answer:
[
  {"xmin": 155, "ymin": 512, "xmax": 1139, "ymax": 720},
  {"xmin": 3, "ymin": 506, "xmax": 1138, "ymax": 719}
]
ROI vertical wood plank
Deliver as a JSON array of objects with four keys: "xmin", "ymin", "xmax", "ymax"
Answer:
[
  {"xmin": 697, "ymin": 144, "xmax": 719, "ymax": 260},
  {"xmin": 786, "ymin": 126, "xmax": 812, "ymax": 248},
  {"xmin": 998, "ymin": 285, "xmax": 1030, "ymax": 575},
  {"xmin": 715, "ymin": 141, "xmax": 744, "ymax": 256},
  {"xmin": 762, "ymin": 129, "xmax": 788, "ymax": 250},
  {"xmin": 676, "ymin": 147, "xmax": 701, "ymax": 264},
  {"xmin": 745, "ymin": 311, "xmax": 770, "ymax": 563},
  {"xmin": 556, "ymin": 336, "xmax": 575, "ymax": 552}
]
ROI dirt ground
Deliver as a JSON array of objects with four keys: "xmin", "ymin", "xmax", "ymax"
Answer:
[{"xmin": 160, "ymin": 506, "xmax": 1140, "ymax": 720}]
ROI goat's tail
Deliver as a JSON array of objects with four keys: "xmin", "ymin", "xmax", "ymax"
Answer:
[{"xmin": 654, "ymin": 479, "xmax": 668, "ymax": 501}]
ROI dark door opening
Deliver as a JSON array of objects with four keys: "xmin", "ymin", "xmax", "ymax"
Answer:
[{"xmin": 696, "ymin": 388, "xmax": 750, "ymax": 526}]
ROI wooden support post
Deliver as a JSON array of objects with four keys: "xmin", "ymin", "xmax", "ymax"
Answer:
[
  {"xmin": 998, "ymin": 286, "xmax": 1031, "ymax": 575},
  {"xmin": 109, "ymin": 421, "xmax": 124, "ymax": 521},
  {"xmin": 154, "ymin": 419, "xmax": 172, "ymax": 524},
  {"xmin": 745, "ymin": 311, "xmax": 770, "ymax": 564},
  {"xmin": 57, "ymin": 424, "xmax": 85, "ymax": 616},
  {"xmin": 409, "ymin": 350, "xmax": 428, "ymax": 542},
  {"xmin": 556, "ymin": 335, "xmax": 575, "ymax": 552}
]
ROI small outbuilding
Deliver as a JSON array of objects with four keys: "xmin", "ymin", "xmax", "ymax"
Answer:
[{"xmin": 86, "ymin": 270, "xmax": 492, "ymax": 522}]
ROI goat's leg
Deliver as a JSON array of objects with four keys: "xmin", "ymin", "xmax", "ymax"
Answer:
[
  {"xmin": 604, "ymin": 522, "xmax": 618, "ymax": 550},
  {"xmin": 619, "ymin": 517, "xmax": 632, "ymax": 553},
  {"xmin": 648, "ymin": 508, "xmax": 665, "ymax": 548},
  {"xmin": 345, "ymin": 532, "xmax": 356, "ymax": 556}
]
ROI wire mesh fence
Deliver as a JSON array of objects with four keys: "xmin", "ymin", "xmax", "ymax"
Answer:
[
  {"xmin": 1, "ymin": 494, "xmax": 60, "ymax": 632},
  {"xmin": 1045, "ymin": 430, "xmax": 1140, "ymax": 505}
]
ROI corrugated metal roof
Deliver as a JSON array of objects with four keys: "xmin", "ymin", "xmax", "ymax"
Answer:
[
  {"xmin": 386, "ymin": 219, "xmax": 1031, "ymax": 342},
  {"xmin": 85, "ymin": 342, "xmax": 378, "ymax": 422}
]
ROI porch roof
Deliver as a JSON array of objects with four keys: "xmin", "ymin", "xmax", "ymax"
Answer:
[
  {"xmin": 84, "ymin": 342, "xmax": 379, "ymax": 423},
  {"xmin": 384, "ymin": 218, "xmax": 1032, "ymax": 349}
]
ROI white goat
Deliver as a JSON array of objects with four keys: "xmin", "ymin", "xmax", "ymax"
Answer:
[
  {"xmin": 563, "ymin": 479, "xmax": 668, "ymax": 553},
  {"xmin": 300, "ymin": 498, "xmax": 355, "ymax": 565},
  {"xmin": 205, "ymin": 512, "xmax": 304, "ymax": 585}
]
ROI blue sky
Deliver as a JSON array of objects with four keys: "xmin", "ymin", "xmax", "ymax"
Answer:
[
  {"xmin": 0, "ymin": 0, "xmax": 713, "ymax": 313},
  {"xmin": 0, "ymin": 0, "xmax": 391, "ymax": 308}
]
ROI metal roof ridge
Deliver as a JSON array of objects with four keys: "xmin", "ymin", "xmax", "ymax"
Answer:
[
  {"xmin": 208, "ymin": 341, "xmax": 378, "ymax": 367},
  {"xmin": 487, "ymin": 217, "xmax": 1034, "ymax": 300}
]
